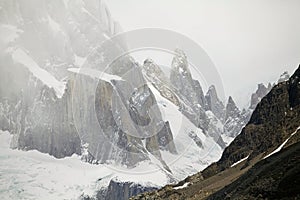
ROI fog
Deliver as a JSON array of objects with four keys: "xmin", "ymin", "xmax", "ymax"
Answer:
[{"xmin": 106, "ymin": 0, "xmax": 300, "ymax": 108}]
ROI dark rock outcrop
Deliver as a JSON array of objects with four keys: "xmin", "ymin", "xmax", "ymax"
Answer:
[
  {"xmin": 130, "ymin": 65, "xmax": 300, "ymax": 200},
  {"xmin": 208, "ymin": 140, "xmax": 300, "ymax": 200},
  {"xmin": 202, "ymin": 65, "xmax": 300, "ymax": 178},
  {"xmin": 97, "ymin": 179, "xmax": 157, "ymax": 200}
]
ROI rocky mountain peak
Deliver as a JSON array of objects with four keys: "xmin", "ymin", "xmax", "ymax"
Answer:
[
  {"xmin": 169, "ymin": 49, "xmax": 209, "ymax": 130},
  {"xmin": 174, "ymin": 48, "xmax": 187, "ymax": 61},
  {"xmin": 142, "ymin": 58, "xmax": 167, "ymax": 81},
  {"xmin": 267, "ymin": 82, "xmax": 272, "ymax": 90},
  {"xmin": 225, "ymin": 96, "xmax": 240, "ymax": 121},
  {"xmin": 207, "ymin": 85, "xmax": 217, "ymax": 97},
  {"xmin": 171, "ymin": 49, "xmax": 190, "ymax": 76},
  {"xmin": 278, "ymin": 71, "xmax": 290, "ymax": 83},
  {"xmin": 223, "ymin": 95, "xmax": 247, "ymax": 138},
  {"xmin": 250, "ymin": 83, "xmax": 271, "ymax": 109},
  {"xmin": 203, "ymin": 65, "xmax": 300, "ymax": 179},
  {"xmin": 134, "ymin": 65, "xmax": 300, "ymax": 200},
  {"xmin": 257, "ymin": 83, "xmax": 268, "ymax": 96},
  {"xmin": 143, "ymin": 58, "xmax": 154, "ymax": 65},
  {"xmin": 205, "ymin": 85, "xmax": 225, "ymax": 121},
  {"xmin": 249, "ymin": 71, "xmax": 291, "ymax": 110},
  {"xmin": 227, "ymin": 96, "xmax": 235, "ymax": 105}
]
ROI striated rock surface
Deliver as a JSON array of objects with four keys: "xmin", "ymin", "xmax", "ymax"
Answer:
[
  {"xmin": 0, "ymin": 60, "xmax": 81, "ymax": 158},
  {"xmin": 13, "ymin": 79, "xmax": 81, "ymax": 158},
  {"xmin": 82, "ymin": 179, "xmax": 158, "ymax": 200},
  {"xmin": 0, "ymin": 0, "xmax": 120, "ymax": 158}
]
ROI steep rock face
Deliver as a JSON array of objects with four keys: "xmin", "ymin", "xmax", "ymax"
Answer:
[
  {"xmin": 192, "ymin": 80, "xmax": 206, "ymax": 108},
  {"xmin": 130, "ymin": 65, "xmax": 300, "ymax": 200},
  {"xmin": 20, "ymin": 84, "xmax": 80, "ymax": 158},
  {"xmin": 0, "ymin": 0, "xmax": 179, "ymax": 168},
  {"xmin": 0, "ymin": 57, "xmax": 81, "ymax": 158},
  {"xmin": 205, "ymin": 111, "xmax": 226, "ymax": 148},
  {"xmin": 0, "ymin": 0, "xmax": 120, "ymax": 158},
  {"xmin": 0, "ymin": 100, "xmax": 10, "ymax": 131},
  {"xmin": 156, "ymin": 122, "xmax": 177, "ymax": 154},
  {"xmin": 0, "ymin": 56, "xmax": 29, "ymax": 133},
  {"xmin": 205, "ymin": 85, "xmax": 225, "ymax": 122},
  {"xmin": 95, "ymin": 179, "xmax": 157, "ymax": 200},
  {"xmin": 0, "ymin": 1, "xmax": 247, "ymax": 199},
  {"xmin": 142, "ymin": 52, "xmax": 247, "ymax": 150},
  {"xmin": 250, "ymin": 83, "xmax": 272, "ymax": 109},
  {"xmin": 170, "ymin": 49, "xmax": 209, "ymax": 131},
  {"xmin": 278, "ymin": 71, "xmax": 290, "ymax": 83},
  {"xmin": 71, "ymin": 58, "xmax": 178, "ymax": 167},
  {"xmin": 142, "ymin": 59, "xmax": 179, "ymax": 107},
  {"xmin": 202, "ymin": 65, "xmax": 300, "ymax": 179},
  {"xmin": 145, "ymin": 57, "xmax": 225, "ymax": 148},
  {"xmin": 10, "ymin": 76, "xmax": 81, "ymax": 158},
  {"xmin": 225, "ymin": 96, "xmax": 240, "ymax": 121},
  {"xmin": 249, "ymin": 71, "xmax": 288, "ymax": 110},
  {"xmin": 223, "ymin": 96, "xmax": 247, "ymax": 138}
]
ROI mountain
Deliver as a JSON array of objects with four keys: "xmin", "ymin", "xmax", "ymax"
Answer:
[
  {"xmin": 202, "ymin": 67, "xmax": 299, "ymax": 179},
  {"xmin": 130, "ymin": 65, "xmax": 300, "ymax": 200},
  {"xmin": 0, "ymin": 1, "xmax": 278, "ymax": 199},
  {"xmin": 249, "ymin": 83, "xmax": 272, "ymax": 109},
  {"xmin": 223, "ymin": 96, "xmax": 248, "ymax": 138},
  {"xmin": 205, "ymin": 85, "xmax": 225, "ymax": 122},
  {"xmin": 0, "ymin": 0, "xmax": 119, "ymax": 158},
  {"xmin": 278, "ymin": 71, "xmax": 290, "ymax": 83},
  {"xmin": 0, "ymin": 1, "xmax": 245, "ymax": 199},
  {"xmin": 169, "ymin": 49, "xmax": 209, "ymax": 131},
  {"xmin": 208, "ymin": 141, "xmax": 300, "ymax": 200}
]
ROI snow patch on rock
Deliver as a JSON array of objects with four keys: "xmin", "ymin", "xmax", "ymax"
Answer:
[{"xmin": 12, "ymin": 48, "xmax": 66, "ymax": 98}]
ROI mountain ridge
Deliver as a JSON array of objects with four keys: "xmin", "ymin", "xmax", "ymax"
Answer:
[{"xmin": 130, "ymin": 65, "xmax": 300, "ymax": 200}]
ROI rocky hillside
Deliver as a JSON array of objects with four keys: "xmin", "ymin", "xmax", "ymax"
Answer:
[
  {"xmin": 131, "ymin": 65, "xmax": 300, "ymax": 200},
  {"xmin": 208, "ymin": 140, "xmax": 300, "ymax": 200},
  {"xmin": 202, "ymin": 65, "xmax": 300, "ymax": 179}
]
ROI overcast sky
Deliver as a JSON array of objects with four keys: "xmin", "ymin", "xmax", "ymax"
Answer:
[{"xmin": 106, "ymin": 0, "xmax": 300, "ymax": 108}]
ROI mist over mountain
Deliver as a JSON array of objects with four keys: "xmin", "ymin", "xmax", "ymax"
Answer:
[
  {"xmin": 131, "ymin": 65, "xmax": 300, "ymax": 200},
  {"xmin": 1, "ymin": 1, "xmax": 298, "ymax": 200}
]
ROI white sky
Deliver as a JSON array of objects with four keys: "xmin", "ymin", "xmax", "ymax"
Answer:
[{"xmin": 106, "ymin": 0, "xmax": 300, "ymax": 108}]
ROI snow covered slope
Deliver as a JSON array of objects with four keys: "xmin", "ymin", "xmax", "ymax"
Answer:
[
  {"xmin": 148, "ymin": 84, "xmax": 222, "ymax": 180},
  {"xmin": 0, "ymin": 131, "xmax": 169, "ymax": 200},
  {"xmin": 0, "ymin": 1, "xmax": 250, "ymax": 199},
  {"xmin": 12, "ymin": 48, "xmax": 66, "ymax": 98}
]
